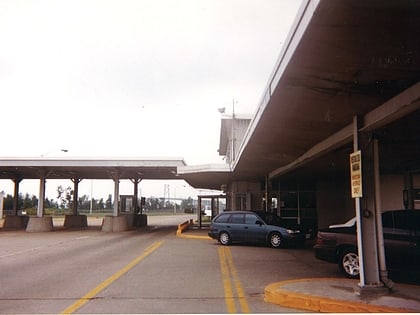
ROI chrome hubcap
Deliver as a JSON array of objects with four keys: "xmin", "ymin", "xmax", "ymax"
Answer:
[
  {"xmin": 343, "ymin": 253, "xmax": 359, "ymax": 276},
  {"xmin": 271, "ymin": 234, "xmax": 281, "ymax": 247},
  {"xmin": 220, "ymin": 233, "xmax": 229, "ymax": 244}
]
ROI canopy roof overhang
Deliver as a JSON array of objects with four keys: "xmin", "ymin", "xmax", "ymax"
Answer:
[
  {"xmin": 179, "ymin": 0, "xmax": 420, "ymax": 189},
  {"xmin": 0, "ymin": 157, "xmax": 186, "ymax": 180}
]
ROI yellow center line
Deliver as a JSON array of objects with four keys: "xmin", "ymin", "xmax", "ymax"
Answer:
[
  {"xmin": 224, "ymin": 247, "xmax": 251, "ymax": 313},
  {"xmin": 218, "ymin": 247, "xmax": 251, "ymax": 314},
  {"xmin": 60, "ymin": 241, "xmax": 164, "ymax": 315},
  {"xmin": 219, "ymin": 247, "xmax": 237, "ymax": 313}
]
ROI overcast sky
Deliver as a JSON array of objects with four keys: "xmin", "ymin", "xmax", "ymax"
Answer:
[{"xmin": 0, "ymin": 0, "xmax": 301, "ymax": 199}]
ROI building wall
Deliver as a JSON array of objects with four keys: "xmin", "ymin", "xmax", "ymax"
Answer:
[
  {"xmin": 316, "ymin": 178, "xmax": 353, "ymax": 229},
  {"xmin": 380, "ymin": 175, "xmax": 405, "ymax": 211},
  {"xmin": 229, "ymin": 180, "xmax": 262, "ymax": 211},
  {"xmin": 316, "ymin": 174, "xmax": 418, "ymax": 228},
  {"xmin": 225, "ymin": 173, "xmax": 419, "ymax": 229}
]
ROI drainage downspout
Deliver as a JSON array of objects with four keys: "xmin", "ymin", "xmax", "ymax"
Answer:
[{"xmin": 373, "ymin": 138, "xmax": 394, "ymax": 290}]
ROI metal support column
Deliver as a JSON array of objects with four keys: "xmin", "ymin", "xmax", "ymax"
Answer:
[
  {"xmin": 374, "ymin": 138, "xmax": 394, "ymax": 289},
  {"xmin": 353, "ymin": 116, "xmax": 385, "ymax": 294},
  {"xmin": 71, "ymin": 178, "xmax": 82, "ymax": 216},
  {"xmin": 198, "ymin": 196, "xmax": 202, "ymax": 229},
  {"xmin": 12, "ymin": 177, "xmax": 22, "ymax": 216},
  {"xmin": 131, "ymin": 178, "xmax": 141, "ymax": 214},
  {"xmin": 113, "ymin": 174, "xmax": 120, "ymax": 217},
  {"xmin": 37, "ymin": 176, "xmax": 46, "ymax": 218}
]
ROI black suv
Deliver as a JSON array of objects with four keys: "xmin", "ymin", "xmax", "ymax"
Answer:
[{"xmin": 314, "ymin": 210, "xmax": 420, "ymax": 280}]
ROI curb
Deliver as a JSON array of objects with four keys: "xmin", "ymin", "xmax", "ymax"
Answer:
[
  {"xmin": 176, "ymin": 220, "xmax": 212, "ymax": 240},
  {"xmin": 176, "ymin": 219, "xmax": 193, "ymax": 236},
  {"xmin": 264, "ymin": 278, "xmax": 415, "ymax": 313}
]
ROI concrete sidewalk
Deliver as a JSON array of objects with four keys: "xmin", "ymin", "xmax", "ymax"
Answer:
[
  {"xmin": 179, "ymin": 225, "xmax": 420, "ymax": 313},
  {"xmin": 265, "ymin": 278, "xmax": 420, "ymax": 313}
]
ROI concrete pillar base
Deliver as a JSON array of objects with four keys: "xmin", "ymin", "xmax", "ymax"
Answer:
[
  {"xmin": 3, "ymin": 215, "xmax": 30, "ymax": 229},
  {"xmin": 64, "ymin": 215, "xmax": 88, "ymax": 228},
  {"xmin": 354, "ymin": 283, "xmax": 389, "ymax": 297},
  {"xmin": 102, "ymin": 216, "xmax": 128, "ymax": 232},
  {"xmin": 26, "ymin": 216, "xmax": 54, "ymax": 232}
]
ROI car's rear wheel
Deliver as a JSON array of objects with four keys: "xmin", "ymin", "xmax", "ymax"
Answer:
[
  {"xmin": 219, "ymin": 232, "xmax": 231, "ymax": 245},
  {"xmin": 339, "ymin": 248, "xmax": 359, "ymax": 278},
  {"xmin": 269, "ymin": 232, "xmax": 282, "ymax": 248}
]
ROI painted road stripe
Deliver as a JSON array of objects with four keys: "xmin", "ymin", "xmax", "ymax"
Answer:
[
  {"xmin": 60, "ymin": 241, "xmax": 164, "ymax": 314},
  {"xmin": 219, "ymin": 247, "xmax": 237, "ymax": 313},
  {"xmin": 219, "ymin": 247, "xmax": 250, "ymax": 313}
]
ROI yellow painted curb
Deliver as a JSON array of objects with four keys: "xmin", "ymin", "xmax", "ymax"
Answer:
[
  {"xmin": 176, "ymin": 219, "xmax": 193, "ymax": 236},
  {"xmin": 264, "ymin": 278, "xmax": 415, "ymax": 313},
  {"xmin": 176, "ymin": 220, "xmax": 212, "ymax": 240}
]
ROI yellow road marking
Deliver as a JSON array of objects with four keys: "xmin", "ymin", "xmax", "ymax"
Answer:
[
  {"xmin": 219, "ymin": 247, "xmax": 237, "ymax": 313},
  {"xmin": 224, "ymin": 247, "xmax": 251, "ymax": 313},
  {"xmin": 218, "ymin": 247, "xmax": 250, "ymax": 313},
  {"xmin": 60, "ymin": 241, "xmax": 163, "ymax": 314}
]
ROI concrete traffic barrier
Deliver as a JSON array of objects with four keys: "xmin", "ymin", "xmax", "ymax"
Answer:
[
  {"xmin": 102, "ymin": 215, "xmax": 129, "ymax": 232},
  {"xmin": 26, "ymin": 216, "xmax": 54, "ymax": 232},
  {"xmin": 3, "ymin": 215, "xmax": 29, "ymax": 229},
  {"xmin": 64, "ymin": 215, "xmax": 88, "ymax": 228}
]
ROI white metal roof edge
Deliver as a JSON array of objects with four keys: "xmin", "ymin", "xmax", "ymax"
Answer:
[
  {"xmin": 0, "ymin": 157, "xmax": 187, "ymax": 167},
  {"xmin": 232, "ymin": 0, "xmax": 319, "ymax": 171},
  {"xmin": 178, "ymin": 164, "xmax": 231, "ymax": 174}
]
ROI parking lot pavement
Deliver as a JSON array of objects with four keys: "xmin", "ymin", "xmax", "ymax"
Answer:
[
  {"xmin": 180, "ymin": 224, "xmax": 420, "ymax": 313},
  {"xmin": 2, "ymin": 216, "xmax": 420, "ymax": 313}
]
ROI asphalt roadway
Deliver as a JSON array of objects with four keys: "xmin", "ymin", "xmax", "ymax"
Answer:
[{"xmin": 0, "ymin": 215, "xmax": 420, "ymax": 314}]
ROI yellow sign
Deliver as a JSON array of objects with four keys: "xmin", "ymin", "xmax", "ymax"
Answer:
[{"xmin": 350, "ymin": 151, "xmax": 362, "ymax": 198}]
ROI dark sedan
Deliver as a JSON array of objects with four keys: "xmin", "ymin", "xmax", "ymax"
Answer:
[
  {"xmin": 254, "ymin": 211, "xmax": 315, "ymax": 240},
  {"xmin": 208, "ymin": 210, "xmax": 305, "ymax": 248},
  {"xmin": 314, "ymin": 209, "xmax": 420, "ymax": 280}
]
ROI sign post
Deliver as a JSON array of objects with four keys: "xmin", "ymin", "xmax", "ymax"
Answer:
[{"xmin": 350, "ymin": 150, "xmax": 363, "ymax": 198}]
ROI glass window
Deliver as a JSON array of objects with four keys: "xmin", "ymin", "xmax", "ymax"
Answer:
[
  {"xmin": 229, "ymin": 213, "xmax": 244, "ymax": 224},
  {"xmin": 280, "ymin": 191, "xmax": 298, "ymax": 208},
  {"xmin": 215, "ymin": 214, "xmax": 230, "ymax": 223},
  {"xmin": 271, "ymin": 197, "xmax": 278, "ymax": 212},
  {"xmin": 300, "ymin": 191, "xmax": 316, "ymax": 208},
  {"xmin": 245, "ymin": 214, "xmax": 259, "ymax": 224}
]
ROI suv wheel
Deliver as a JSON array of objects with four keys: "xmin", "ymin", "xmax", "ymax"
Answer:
[
  {"xmin": 339, "ymin": 248, "xmax": 359, "ymax": 278},
  {"xmin": 219, "ymin": 232, "xmax": 231, "ymax": 245}
]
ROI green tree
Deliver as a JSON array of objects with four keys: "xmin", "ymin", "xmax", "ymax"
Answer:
[
  {"xmin": 78, "ymin": 195, "xmax": 90, "ymax": 210},
  {"xmin": 57, "ymin": 185, "xmax": 72, "ymax": 209},
  {"xmin": 105, "ymin": 194, "xmax": 113, "ymax": 209}
]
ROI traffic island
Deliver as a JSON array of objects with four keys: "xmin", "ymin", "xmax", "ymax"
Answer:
[
  {"xmin": 102, "ymin": 215, "xmax": 129, "ymax": 232},
  {"xmin": 26, "ymin": 216, "xmax": 54, "ymax": 232},
  {"xmin": 64, "ymin": 215, "xmax": 88, "ymax": 228}
]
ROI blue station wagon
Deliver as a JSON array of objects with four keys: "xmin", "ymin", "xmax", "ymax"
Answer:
[{"xmin": 208, "ymin": 211, "xmax": 305, "ymax": 248}]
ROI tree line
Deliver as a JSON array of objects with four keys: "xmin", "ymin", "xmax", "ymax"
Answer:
[{"xmin": 2, "ymin": 185, "xmax": 196, "ymax": 213}]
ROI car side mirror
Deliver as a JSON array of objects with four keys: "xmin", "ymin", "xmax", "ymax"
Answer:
[{"xmin": 255, "ymin": 220, "xmax": 263, "ymax": 225}]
